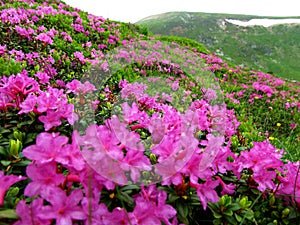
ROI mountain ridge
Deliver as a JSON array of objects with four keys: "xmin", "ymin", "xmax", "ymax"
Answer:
[{"xmin": 137, "ymin": 12, "xmax": 300, "ymax": 80}]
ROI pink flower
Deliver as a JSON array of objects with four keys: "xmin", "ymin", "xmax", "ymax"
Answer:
[
  {"xmin": 277, "ymin": 162, "xmax": 300, "ymax": 203},
  {"xmin": 74, "ymin": 51, "xmax": 86, "ymax": 64},
  {"xmin": 148, "ymin": 116, "xmax": 165, "ymax": 144},
  {"xmin": 0, "ymin": 171, "xmax": 25, "ymax": 206},
  {"xmin": 199, "ymin": 134, "xmax": 225, "ymax": 172},
  {"xmin": 36, "ymin": 33, "xmax": 53, "ymax": 45},
  {"xmin": 121, "ymin": 150, "xmax": 151, "ymax": 183},
  {"xmin": 79, "ymin": 125, "xmax": 128, "ymax": 185},
  {"xmin": 237, "ymin": 141, "xmax": 284, "ymax": 191},
  {"xmin": 0, "ymin": 45, "xmax": 6, "ymax": 55},
  {"xmin": 196, "ymin": 179, "xmax": 219, "ymax": 210},
  {"xmin": 121, "ymin": 102, "xmax": 149, "ymax": 125},
  {"xmin": 35, "ymin": 71, "xmax": 50, "ymax": 84},
  {"xmin": 22, "ymin": 132, "xmax": 69, "ymax": 164},
  {"xmin": 81, "ymin": 195, "xmax": 127, "ymax": 224},
  {"xmin": 66, "ymin": 79, "xmax": 96, "ymax": 94},
  {"xmin": 24, "ymin": 162, "xmax": 65, "ymax": 197},
  {"xmin": 14, "ymin": 199, "xmax": 51, "ymax": 225},
  {"xmin": 39, "ymin": 188, "xmax": 86, "ymax": 225},
  {"xmin": 60, "ymin": 132, "xmax": 86, "ymax": 171},
  {"xmin": 36, "ymin": 88, "xmax": 65, "ymax": 113},
  {"xmin": 39, "ymin": 109, "xmax": 62, "ymax": 131},
  {"xmin": 108, "ymin": 115, "xmax": 144, "ymax": 151},
  {"xmin": 129, "ymin": 185, "xmax": 177, "ymax": 225},
  {"xmin": 0, "ymin": 72, "xmax": 40, "ymax": 108},
  {"xmin": 18, "ymin": 94, "xmax": 38, "ymax": 114},
  {"xmin": 216, "ymin": 176, "xmax": 236, "ymax": 196}
]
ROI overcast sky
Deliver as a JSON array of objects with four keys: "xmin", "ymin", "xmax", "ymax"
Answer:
[{"xmin": 63, "ymin": 0, "xmax": 299, "ymax": 23}]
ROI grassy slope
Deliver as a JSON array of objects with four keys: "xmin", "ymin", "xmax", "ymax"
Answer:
[{"xmin": 137, "ymin": 12, "xmax": 300, "ymax": 81}]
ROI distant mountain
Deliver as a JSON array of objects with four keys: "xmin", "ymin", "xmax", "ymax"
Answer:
[{"xmin": 137, "ymin": 12, "xmax": 300, "ymax": 81}]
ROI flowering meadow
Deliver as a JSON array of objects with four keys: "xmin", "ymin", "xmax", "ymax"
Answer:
[{"xmin": 0, "ymin": 0, "xmax": 300, "ymax": 224}]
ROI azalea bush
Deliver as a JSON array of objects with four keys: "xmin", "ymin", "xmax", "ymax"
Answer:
[{"xmin": 0, "ymin": 0, "xmax": 300, "ymax": 225}]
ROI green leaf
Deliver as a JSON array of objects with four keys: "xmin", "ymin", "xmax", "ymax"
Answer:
[
  {"xmin": 168, "ymin": 193, "xmax": 180, "ymax": 202},
  {"xmin": 0, "ymin": 209, "xmax": 18, "ymax": 219},
  {"xmin": 213, "ymin": 211, "xmax": 223, "ymax": 219},
  {"xmin": 235, "ymin": 213, "xmax": 242, "ymax": 222},
  {"xmin": 208, "ymin": 202, "xmax": 219, "ymax": 211},
  {"xmin": 177, "ymin": 212, "xmax": 189, "ymax": 225},
  {"xmin": 229, "ymin": 203, "xmax": 241, "ymax": 211},
  {"xmin": 119, "ymin": 184, "xmax": 139, "ymax": 192},
  {"xmin": 0, "ymin": 146, "xmax": 8, "ymax": 156},
  {"xmin": 1, "ymin": 160, "xmax": 11, "ymax": 166},
  {"xmin": 224, "ymin": 209, "xmax": 233, "ymax": 216},
  {"xmin": 14, "ymin": 159, "xmax": 31, "ymax": 167},
  {"xmin": 177, "ymin": 202, "xmax": 189, "ymax": 218},
  {"xmin": 225, "ymin": 215, "xmax": 237, "ymax": 225},
  {"xmin": 117, "ymin": 191, "xmax": 134, "ymax": 205}
]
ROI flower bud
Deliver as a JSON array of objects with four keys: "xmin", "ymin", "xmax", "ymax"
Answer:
[
  {"xmin": 269, "ymin": 194, "xmax": 275, "ymax": 206},
  {"xmin": 150, "ymin": 153, "xmax": 157, "ymax": 164},
  {"xmin": 282, "ymin": 208, "xmax": 290, "ymax": 218},
  {"xmin": 13, "ymin": 130, "xmax": 23, "ymax": 141},
  {"xmin": 9, "ymin": 139, "xmax": 22, "ymax": 157}
]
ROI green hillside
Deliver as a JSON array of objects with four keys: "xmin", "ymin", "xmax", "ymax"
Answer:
[{"xmin": 137, "ymin": 12, "xmax": 300, "ymax": 81}]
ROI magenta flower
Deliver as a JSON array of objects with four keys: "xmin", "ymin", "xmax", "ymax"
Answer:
[
  {"xmin": 199, "ymin": 134, "xmax": 225, "ymax": 172},
  {"xmin": 216, "ymin": 176, "xmax": 236, "ymax": 196},
  {"xmin": 0, "ymin": 45, "xmax": 6, "ymax": 55},
  {"xmin": 60, "ymin": 132, "xmax": 86, "ymax": 171},
  {"xmin": 79, "ymin": 125, "xmax": 128, "ymax": 185},
  {"xmin": 129, "ymin": 185, "xmax": 177, "ymax": 225},
  {"xmin": 66, "ymin": 79, "xmax": 96, "ymax": 94},
  {"xmin": 107, "ymin": 115, "xmax": 144, "ymax": 151},
  {"xmin": 24, "ymin": 162, "xmax": 65, "ymax": 197},
  {"xmin": 36, "ymin": 88, "xmax": 66, "ymax": 113},
  {"xmin": 120, "ymin": 81, "xmax": 148, "ymax": 99},
  {"xmin": 22, "ymin": 132, "xmax": 69, "ymax": 164},
  {"xmin": 81, "ymin": 195, "xmax": 128, "ymax": 224},
  {"xmin": 253, "ymin": 171, "xmax": 277, "ymax": 191},
  {"xmin": 36, "ymin": 33, "xmax": 53, "ymax": 45},
  {"xmin": 35, "ymin": 71, "xmax": 50, "ymax": 84},
  {"xmin": 121, "ymin": 150, "xmax": 151, "ymax": 183},
  {"xmin": 277, "ymin": 162, "xmax": 300, "ymax": 203},
  {"xmin": 39, "ymin": 188, "xmax": 86, "ymax": 225},
  {"xmin": 196, "ymin": 179, "xmax": 220, "ymax": 210},
  {"xmin": 39, "ymin": 109, "xmax": 62, "ymax": 131},
  {"xmin": 56, "ymin": 103, "xmax": 78, "ymax": 126},
  {"xmin": 121, "ymin": 102, "xmax": 149, "ymax": 125},
  {"xmin": 0, "ymin": 72, "xmax": 40, "ymax": 108},
  {"xmin": 237, "ymin": 141, "xmax": 284, "ymax": 191},
  {"xmin": 18, "ymin": 94, "xmax": 37, "ymax": 114},
  {"xmin": 148, "ymin": 116, "xmax": 165, "ymax": 144},
  {"xmin": 0, "ymin": 171, "xmax": 25, "ymax": 206},
  {"xmin": 212, "ymin": 145, "xmax": 238, "ymax": 175},
  {"xmin": 78, "ymin": 165, "xmax": 115, "ymax": 198},
  {"xmin": 74, "ymin": 51, "xmax": 86, "ymax": 64},
  {"xmin": 14, "ymin": 199, "xmax": 51, "ymax": 225}
]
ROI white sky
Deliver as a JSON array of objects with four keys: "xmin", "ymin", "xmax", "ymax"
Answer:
[{"xmin": 63, "ymin": 0, "xmax": 300, "ymax": 23}]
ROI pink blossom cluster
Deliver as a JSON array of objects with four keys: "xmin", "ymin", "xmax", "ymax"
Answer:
[{"xmin": 11, "ymin": 78, "xmax": 300, "ymax": 224}]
